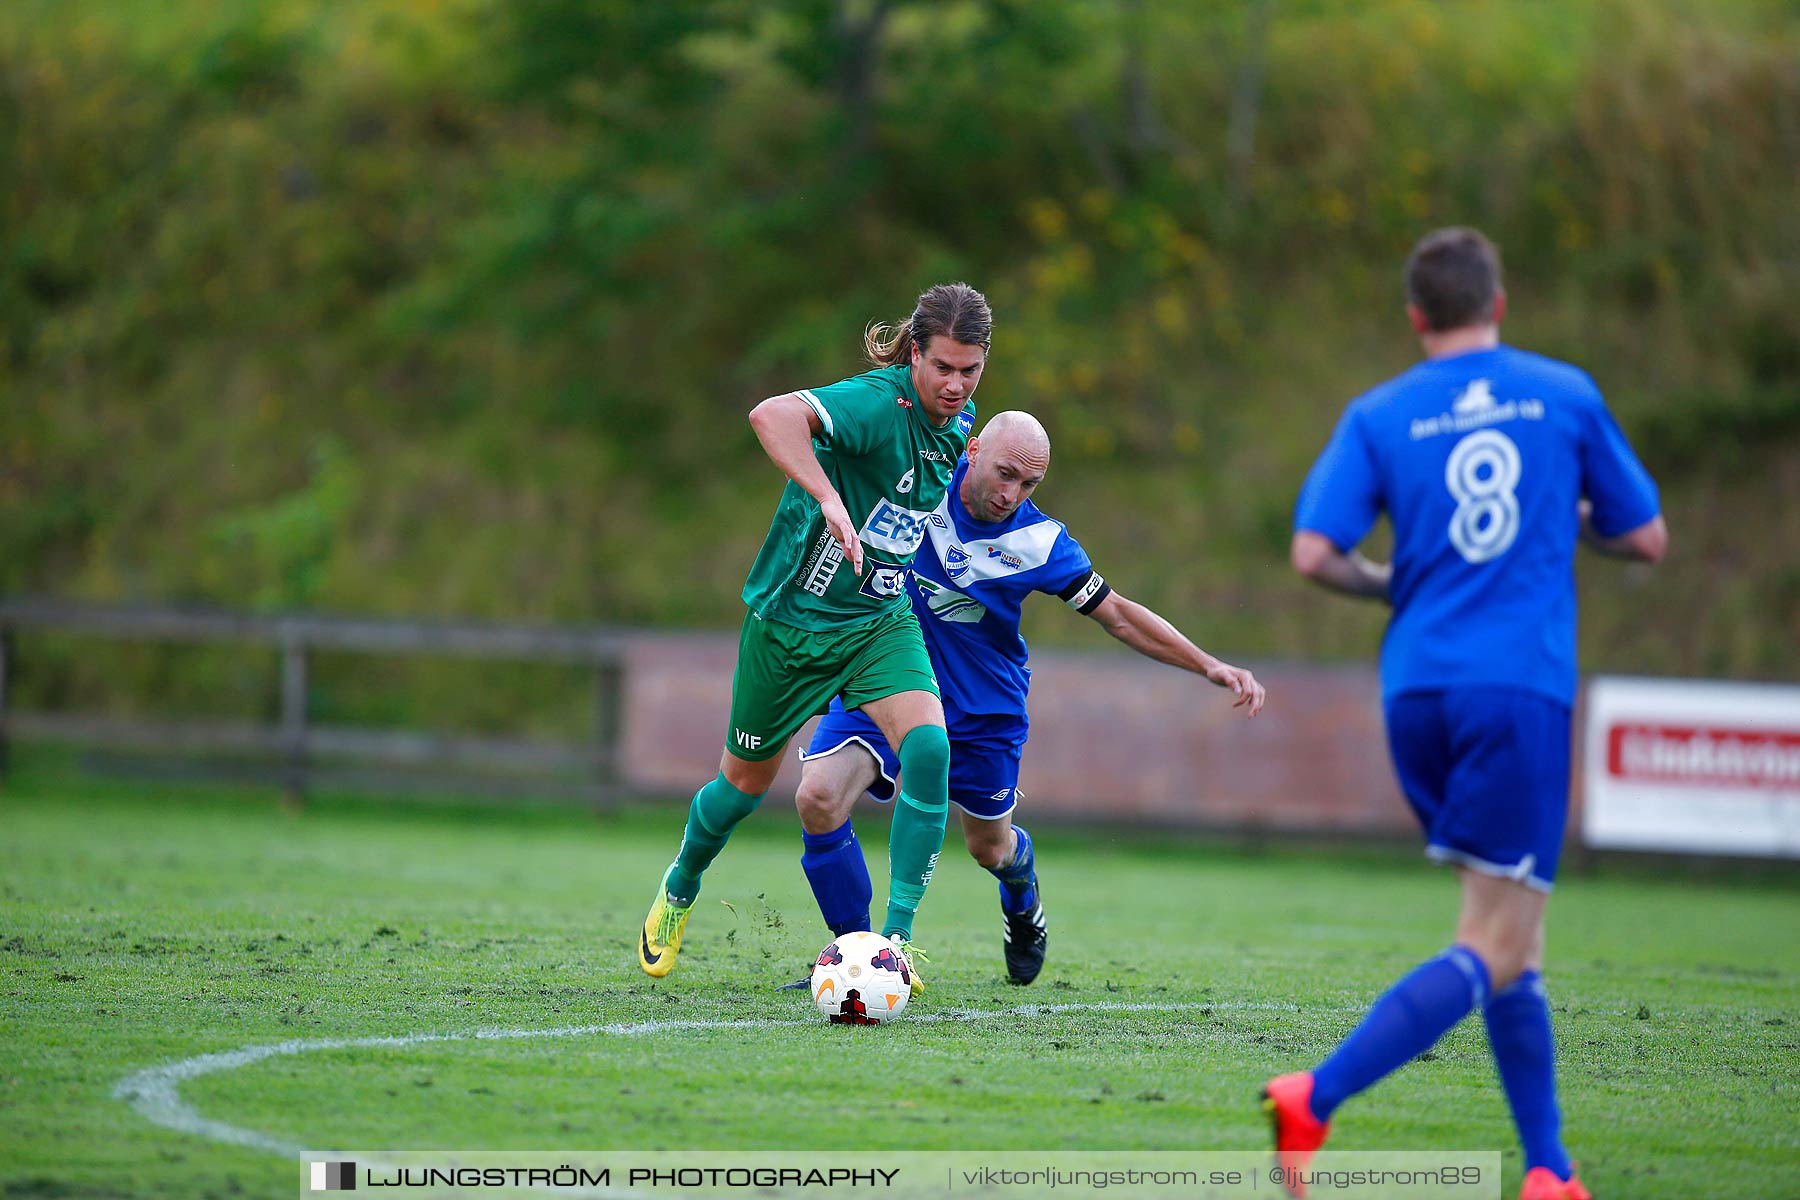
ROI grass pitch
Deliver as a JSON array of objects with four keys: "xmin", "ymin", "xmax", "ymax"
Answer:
[{"xmin": 2, "ymin": 754, "xmax": 1796, "ymax": 1199}]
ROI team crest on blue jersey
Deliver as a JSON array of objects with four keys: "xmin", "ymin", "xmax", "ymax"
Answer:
[
  {"xmin": 957, "ymin": 410, "xmax": 974, "ymax": 436},
  {"xmin": 945, "ymin": 544, "xmax": 971, "ymax": 580}
]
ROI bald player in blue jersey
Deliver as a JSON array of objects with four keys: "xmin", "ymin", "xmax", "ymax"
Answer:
[
  {"xmin": 1264, "ymin": 228, "xmax": 1666, "ymax": 1200},
  {"xmin": 784, "ymin": 410, "xmax": 1265, "ymax": 988}
]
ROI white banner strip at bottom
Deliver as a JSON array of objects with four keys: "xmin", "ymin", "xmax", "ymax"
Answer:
[{"xmin": 300, "ymin": 1150, "xmax": 1504, "ymax": 1200}]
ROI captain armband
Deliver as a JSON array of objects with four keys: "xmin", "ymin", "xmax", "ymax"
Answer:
[{"xmin": 1059, "ymin": 571, "xmax": 1111, "ymax": 615}]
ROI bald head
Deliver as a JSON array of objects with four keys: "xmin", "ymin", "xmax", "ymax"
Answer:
[
  {"xmin": 962, "ymin": 410, "xmax": 1050, "ymax": 522},
  {"xmin": 977, "ymin": 410, "xmax": 1050, "ymax": 466}
]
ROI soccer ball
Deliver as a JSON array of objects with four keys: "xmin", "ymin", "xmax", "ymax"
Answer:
[{"xmin": 809, "ymin": 931, "xmax": 912, "ymax": 1024}]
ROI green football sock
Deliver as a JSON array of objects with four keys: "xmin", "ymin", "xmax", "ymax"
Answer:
[
  {"xmin": 883, "ymin": 724, "xmax": 951, "ymax": 941},
  {"xmin": 666, "ymin": 772, "xmax": 764, "ymax": 903}
]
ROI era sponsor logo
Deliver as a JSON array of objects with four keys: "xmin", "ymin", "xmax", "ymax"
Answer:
[
  {"xmin": 858, "ymin": 565, "xmax": 908, "ymax": 599},
  {"xmin": 859, "ymin": 497, "xmax": 933, "ymax": 554},
  {"xmin": 1608, "ymin": 723, "xmax": 1800, "ymax": 789},
  {"xmin": 986, "ymin": 545, "xmax": 1024, "ymax": 570},
  {"xmin": 734, "ymin": 728, "xmax": 765, "ymax": 751}
]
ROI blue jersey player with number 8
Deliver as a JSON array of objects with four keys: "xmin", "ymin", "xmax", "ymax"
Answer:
[{"xmin": 1264, "ymin": 228, "xmax": 1666, "ymax": 1200}]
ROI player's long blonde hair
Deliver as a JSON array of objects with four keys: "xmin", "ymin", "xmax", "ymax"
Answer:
[{"xmin": 864, "ymin": 282, "xmax": 993, "ymax": 366}]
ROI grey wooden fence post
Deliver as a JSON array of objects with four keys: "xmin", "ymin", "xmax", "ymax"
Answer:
[
  {"xmin": 0, "ymin": 625, "xmax": 11, "ymax": 785},
  {"xmin": 594, "ymin": 654, "xmax": 623, "ymax": 805},
  {"xmin": 280, "ymin": 632, "xmax": 309, "ymax": 804}
]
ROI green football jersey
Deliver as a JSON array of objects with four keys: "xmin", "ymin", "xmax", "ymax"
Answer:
[{"xmin": 741, "ymin": 364, "xmax": 975, "ymax": 630}]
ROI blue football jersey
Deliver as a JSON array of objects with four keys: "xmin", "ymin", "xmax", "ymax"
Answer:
[
  {"xmin": 909, "ymin": 457, "xmax": 1110, "ymax": 739},
  {"xmin": 1295, "ymin": 345, "xmax": 1660, "ymax": 705}
]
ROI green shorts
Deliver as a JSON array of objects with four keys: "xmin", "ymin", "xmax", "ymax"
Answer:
[{"xmin": 724, "ymin": 604, "xmax": 939, "ymax": 762}]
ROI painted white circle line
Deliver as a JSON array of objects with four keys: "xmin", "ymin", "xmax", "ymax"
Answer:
[{"xmin": 112, "ymin": 999, "xmax": 1324, "ymax": 1159}]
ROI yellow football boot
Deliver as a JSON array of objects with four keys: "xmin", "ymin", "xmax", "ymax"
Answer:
[{"xmin": 638, "ymin": 865, "xmax": 694, "ymax": 978}]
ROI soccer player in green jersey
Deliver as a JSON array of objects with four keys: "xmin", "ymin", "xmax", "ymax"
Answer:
[{"xmin": 638, "ymin": 282, "xmax": 991, "ymax": 989}]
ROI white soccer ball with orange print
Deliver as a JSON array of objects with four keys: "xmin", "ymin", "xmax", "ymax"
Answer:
[{"xmin": 809, "ymin": 931, "xmax": 912, "ymax": 1024}]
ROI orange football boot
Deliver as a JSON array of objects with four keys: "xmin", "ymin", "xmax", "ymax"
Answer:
[
  {"xmin": 1520, "ymin": 1165, "xmax": 1592, "ymax": 1200},
  {"xmin": 1261, "ymin": 1072, "xmax": 1331, "ymax": 1198}
]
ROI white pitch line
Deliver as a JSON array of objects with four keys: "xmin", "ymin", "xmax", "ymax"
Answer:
[
  {"xmin": 113, "ymin": 1016, "xmax": 812, "ymax": 1158},
  {"xmin": 113, "ymin": 999, "xmax": 1322, "ymax": 1159}
]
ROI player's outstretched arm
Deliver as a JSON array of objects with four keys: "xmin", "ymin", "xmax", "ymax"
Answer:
[
  {"xmin": 1085, "ymin": 591, "xmax": 1265, "ymax": 716},
  {"xmin": 1578, "ymin": 501, "xmax": 1668, "ymax": 563},
  {"xmin": 1290, "ymin": 530, "xmax": 1391, "ymax": 602},
  {"xmin": 748, "ymin": 393, "xmax": 863, "ymax": 575}
]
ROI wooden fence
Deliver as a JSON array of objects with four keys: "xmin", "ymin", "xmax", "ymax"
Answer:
[
  {"xmin": 0, "ymin": 598, "xmax": 1420, "ymax": 836},
  {"xmin": 0, "ymin": 598, "xmax": 628, "ymax": 802}
]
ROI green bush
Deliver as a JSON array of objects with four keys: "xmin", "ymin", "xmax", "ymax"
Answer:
[{"xmin": 3, "ymin": 0, "xmax": 1796, "ymax": 727}]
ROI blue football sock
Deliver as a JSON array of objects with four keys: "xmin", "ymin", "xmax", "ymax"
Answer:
[
  {"xmin": 800, "ymin": 819, "xmax": 873, "ymax": 937},
  {"xmin": 1485, "ymin": 970, "xmax": 1573, "ymax": 1179},
  {"xmin": 1310, "ymin": 945, "xmax": 1492, "ymax": 1122},
  {"xmin": 989, "ymin": 824, "xmax": 1038, "ymax": 913}
]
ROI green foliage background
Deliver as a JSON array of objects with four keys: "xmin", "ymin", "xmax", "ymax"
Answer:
[{"xmin": 4, "ymin": 0, "xmax": 1798, "ymax": 730}]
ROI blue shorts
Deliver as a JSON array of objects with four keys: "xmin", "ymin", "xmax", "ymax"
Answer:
[
  {"xmin": 1385, "ymin": 687, "xmax": 1572, "ymax": 892},
  {"xmin": 798, "ymin": 700, "xmax": 1024, "ymax": 820}
]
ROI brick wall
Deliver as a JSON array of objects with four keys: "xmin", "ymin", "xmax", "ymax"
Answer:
[{"xmin": 618, "ymin": 632, "xmax": 1424, "ymax": 835}]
